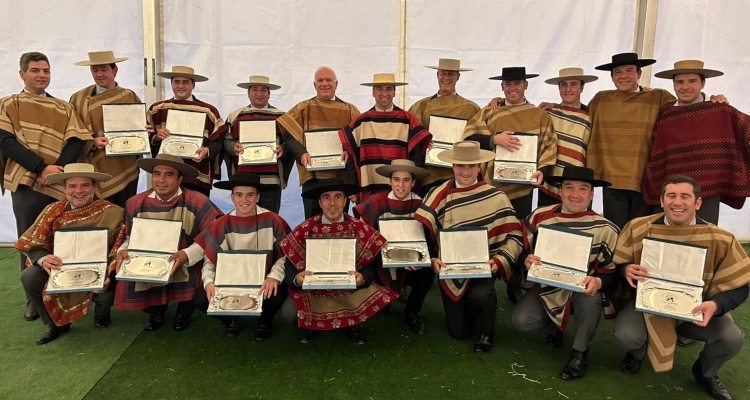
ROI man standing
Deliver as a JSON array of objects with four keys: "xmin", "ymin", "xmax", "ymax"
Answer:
[
  {"xmin": 511, "ymin": 166, "xmax": 619, "ymax": 380},
  {"xmin": 463, "ymin": 66, "xmax": 556, "ymax": 220},
  {"xmin": 224, "ymin": 75, "xmax": 289, "ymax": 213},
  {"xmin": 408, "ymin": 58, "xmax": 480, "ymax": 196},
  {"xmin": 277, "ymin": 66, "xmax": 360, "ymax": 218},
  {"xmin": 353, "ymin": 159, "xmax": 434, "ymax": 335},
  {"xmin": 148, "ymin": 66, "xmax": 227, "ymax": 197},
  {"xmin": 114, "ymin": 154, "xmax": 223, "ymax": 331},
  {"xmin": 69, "ymin": 51, "xmax": 143, "ymax": 208},
  {"xmin": 340, "ymin": 73, "xmax": 432, "ymax": 202},
  {"xmin": 415, "ymin": 141, "xmax": 523, "ymax": 354},
  {"xmin": 613, "ymin": 175, "xmax": 749, "ymax": 400},
  {"xmin": 642, "ymin": 60, "xmax": 750, "ymax": 224},
  {"xmin": 16, "ymin": 163, "xmax": 125, "ymax": 344},
  {"xmin": 0, "ymin": 52, "xmax": 92, "ymax": 321}
]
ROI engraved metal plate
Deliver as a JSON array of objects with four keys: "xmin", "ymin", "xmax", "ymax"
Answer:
[
  {"xmin": 637, "ymin": 283, "xmax": 703, "ymax": 322},
  {"xmin": 159, "ymin": 135, "xmax": 203, "ymax": 158},
  {"xmin": 239, "ymin": 144, "xmax": 276, "ymax": 165},
  {"xmin": 47, "ymin": 264, "xmax": 106, "ymax": 293},
  {"xmin": 425, "ymin": 146, "xmax": 451, "ymax": 168},
  {"xmin": 384, "ymin": 247, "xmax": 425, "ymax": 263},
  {"xmin": 493, "ymin": 162, "xmax": 536, "ymax": 183},
  {"xmin": 308, "ymin": 155, "xmax": 345, "ymax": 171},
  {"xmin": 217, "ymin": 293, "xmax": 260, "ymax": 311},
  {"xmin": 121, "ymin": 256, "xmax": 171, "ymax": 277},
  {"xmin": 105, "ymin": 132, "xmax": 150, "ymax": 155},
  {"xmin": 302, "ymin": 274, "xmax": 356, "ymax": 289},
  {"xmin": 441, "ymin": 264, "xmax": 490, "ymax": 275},
  {"xmin": 527, "ymin": 263, "xmax": 586, "ymax": 291}
]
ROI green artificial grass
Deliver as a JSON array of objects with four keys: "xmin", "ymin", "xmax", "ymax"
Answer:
[{"xmin": 1, "ymin": 247, "xmax": 749, "ymax": 399}]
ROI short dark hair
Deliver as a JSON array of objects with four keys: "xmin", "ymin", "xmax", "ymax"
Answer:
[
  {"xmin": 20, "ymin": 52, "xmax": 49, "ymax": 72},
  {"xmin": 661, "ymin": 175, "xmax": 701, "ymax": 198}
]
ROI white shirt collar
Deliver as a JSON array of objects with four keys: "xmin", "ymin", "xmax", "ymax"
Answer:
[
  {"xmin": 321, "ymin": 214, "xmax": 345, "ymax": 224},
  {"xmin": 375, "ymin": 105, "xmax": 394, "ymax": 112},
  {"xmin": 149, "ymin": 187, "xmax": 182, "ymax": 202},
  {"xmin": 455, "ymin": 179, "xmax": 478, "ymax": 188},
  {"xmin": 663, "ymin": 216, "xmax": 696, "ymax": 225},
  {"xmin": 387, "ymin": 191, "xmax": 421, "ymax": 201}
]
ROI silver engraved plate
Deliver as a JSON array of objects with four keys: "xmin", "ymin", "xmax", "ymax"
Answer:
[
  {"xmin": 302, "ymin": 274, "xmax": 356, "ymax": 289},
  {"xmin": 493, "ymin": 162, "xmax": 536, "ymax": 183},
  {"xmin": 239, "ymin": 144, "xmax": 276, "ymax": 165},
  {"xmin": 440, "ymin": 263, "xmax": 492, "ymax": 279},
  {"xmin": 47, "ymin": 264, "xmax": 106, "ymax": 293},
  {"xmin": 105, "ymin": 132, "xmax": 150, "ymax": 156},
  {"xmin": 528, "ymin": 263, "xmax": 586, "ymax": 292},
  {"xmin": 636, "ymin": 280, "xmax": 703, "ymax": 322},
  {"xmin": 308, "ymin": 155, "xmax": 345, "ymax": 171},
  {"xmin": 425, "ymin": 146, "xmax": 451, "ymax": 168},
  {"xmin": 159, "ymin": 135, "xmax": 203, "ymax": 158},
  {"xmin": 382, "ymin": 243, "xmax": 430, "ymax": 268},
  {"xmin": 118, "ymin": 254, "xmax": 173, "ymax": 284},
  {"xmin": 208, "ymin": 290, "xmax": 263, "ymax": 315}
]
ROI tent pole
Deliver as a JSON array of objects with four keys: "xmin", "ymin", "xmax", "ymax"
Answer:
[
  {"xmin": 634, "ymin": 0, "xmax": 659, "ymax": 88},
  {"xmin": 397, "ymin": 0, "xmax": 409, "ymax": 108}
]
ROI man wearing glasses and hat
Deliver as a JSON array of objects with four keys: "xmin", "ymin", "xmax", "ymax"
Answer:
[
  {"xmin": 340, "ymin": 73, "xmax": 432, "ymax": 203},
  {"xmin": 408, "ymin": 58, "xmax": 481, "ymax": 196},
  {"xmin": 148, "ymin": 66, "xmax": 228, "ymax": 197},
  {"xmin": 194, "ymin": 173, "xmax": 292, "ymax": 340},
  {"xmin": 224, "ymin": 75, "xmax": 290, "ymax": 214},
  {"xmin": 114, "ymin": 154, "xmax": 223, "ymax": 332},
  {"xmin": 415, "ymin": 141, "xmax": 523, "ymax": 354},
  {"xmin": 16, "ymin": 163, "xmax": 126, "ymax": 344},
  {"xmin": 511, "ymin": 166, "xmax": 619, "ymax": 381},
  {"xmin": 353, "ymin": 159, "xmax": 435, "ymax": 335},
  {"xmin": 69, "ymin": 50, "xmax": 143, "ymax": 209},
  {"xmin": 279, "ymin": 178, "xmax": 398, "ymax": 345},
  {"xmin": 641, "ymin": 60, "xmax": 750, "ymax": 225}
]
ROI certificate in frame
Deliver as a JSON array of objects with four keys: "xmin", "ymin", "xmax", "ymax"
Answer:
[
  {"xmin": 101, "ymin": 103, "xmax": 150, "ymax": 156},
  {"xmin": 439, "ymin": 227, "xmax": 491, "ymax": 279},
  {"xmin": 425, "ymin": 115, "xmax": 467, "ymax": 168},
  {"xmin": 116, "ymin": 218, "xmax": 182, "ymax": 284},
  {"xmin": 492, "ymin": 132, "xmax": 538, "ymax": 184},
  {"xmin": 238, "ymin": 120, "xmax": 277, "ymax": 166},
  {"xmin": 304, "ymin": 129, "xmax": 345, "ymax": 171},
  {"xmin": 47, "ymin": 227, "xmax": 109, "ymax": 293},
  {"xmin": 303, "ymin": 237, "xmax": 357, "ymax": 289},
  {"xmin": 527, "ymin": 225, "xmax": 594, "ymax": 292},
  {"xmin": 379, "ymin": 218, "xmax": 430, "ymax": 268}
]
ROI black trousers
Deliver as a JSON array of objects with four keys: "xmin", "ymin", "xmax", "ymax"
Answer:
[
  {"xmin": 183, "ymin": 182, "xmax": 211, "ymax": 198},
  {"xmin": 602, "ymin": 188, "xmax": 652, "ymax": 230},
  {"xmin": 258, "ymin": 186, "xmax": 282, "ymax": 214},
  {"xmin": 195, "ymin": 283, "xmax": 289, "ymax": 325},
  {"xmin": 11, "ymin": 185, "xmax": 56, "ymax": 271},
  {"xmin": 403, "ymin": 267, "xmax": 436, "ymax": 314},
  {"xmin": 440, "ymin": 278, "xmax": 497, "ymax": 340},
  {"xmin": 510, "ymin": 193, "xmax": 533, "ymax": 220},
  {"xmin": 145, "ymin": 301, "xmax": 195, "ymax": 319},
  {"xmin": 105, "ymin": 177, "xmax": 139, "ymax": 210},
  {"xmin": 536, "ymin": 190, "xmax": 561, "ymax": 208}
]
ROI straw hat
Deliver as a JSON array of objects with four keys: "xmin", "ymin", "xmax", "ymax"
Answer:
[
  {"xmin": 654, "ymin": 60, "xmax": 724, "ymax": 79},
  {"xmin": 46, "ymin": 163, "xmax": 111, "ymax": 184},
  {"xmin": 157, "ymin": 66, "xmax": 208, "ymax": 82},
  {"xmin": 375, "ymin": 159, "xmax": 429, "ymax": 180},
  {"xmin": 437, "ymin": 141, "xmax": 494, "ymax": 164},
  {"xmin": 360, "ymin": 73, "xmax": 408, "ymax": 87},
  {"xmin": 544, "ymin": 67, "xmax": 598, "ymax": 85},
  {"xmin": 425, "ymin": 58, "xmax": 473, "ymax": 72},
  {"xmin": 489, "ymin": 67, "xmax": 539, "ymax": 81},
  {"xmin": 301, "ymin": 178, "xmax": 360, "ymax": 200},
  {"xmin": 213, "ymin": 173, "xmax": 273, "ymax": 192},
  {"xmin": 136, "ymin": 154, "xmax": 199, "ymax": 179},
  {"xmin": 74, "ymin": 51, "xmax": 128, "ymax": 66},
  {"xmin": 237, "ymin": 75, "xmax": 281, "ymax": 90},
  {"xmin": 595, "ymin": 52, "xmax": 656, "ymax": 71}
]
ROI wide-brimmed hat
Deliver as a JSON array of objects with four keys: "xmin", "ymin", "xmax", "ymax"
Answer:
[
  {"xmin": 375, "ymin": 159, "xmax": 429, "ymax": 180},
  {"xmin": 301, "ymin": 178, "xmax": 360, "ymax": 200},
  {"xmin": 654, "ymin": 59, "xmax": 724, "ymax": 80},
  {"xmin": 74, "ymin": 50, "xmax": 128, "ymax": 66},
  {"xmin": 489, "ymin": 67, "xmax": 539, "ymax": 81},
  {"xmin": 437, "ymin": 141, "xmax": 494, "ymax": 165},
  {"xmin": 157, "ymin": 66, "xmax": 208, "ymax": 82},
  {"xmin": 213, "ymin": 173, "xmax": 273, "ymax": 192},
  {"xmin": 595, "ymin": 52, "xmax": 656, "ymax": 71},
  {"xmin": 544, "ymin": 67, "xmax": 599, "ymax": 85},
  {"xmin": 136, "ymin": 154, "xmax": 199, "ymax": 179},
  {"xmin": 425, "ymin": 58, "xmax": 473, "ymax": 72},
  {"xmin": 545, "ymin": 166, "xmax": 611, "ymax": 187},
  {"xmin": 360, "ymin": 73, "xmax": 408, "ymax": 87},
  {"xmin": 237, "ymin": 75, "xmax": 281, "ymax": 90},
  {"xmin": 46, "ymin": 163, "xmax": 111, "ymax": 184}
]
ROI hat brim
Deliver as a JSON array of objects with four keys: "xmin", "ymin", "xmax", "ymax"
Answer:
[
  {"xmin": 654, "ymin": 68, "xmax": 724, "ymax": 79},
  {"xmin": 425, "ymin": 66, "xmax": 473, "ymax": 72},
  {"xmin": 544, "ymin": 75, "xmax": 599, "ymax": 85},
  {"xmin": 594, "ymin": 59, "xmax": 656, "ymax": 71},
  {"xmin": 488, "ymin": 74, "xmax": 539, "ymax": 81},
  {"xmin": 237, "ymin": 82, "xmax": 281, "ymax": 90},
  {"xmin": 375, "ymin": 164, "xmax": 429, "ymax": 180},
  {"xmin": 436, "ymin": 149, "xmax": 495, "ymax": 165},
  {"xmin": 136, "ymin": 158, "xmax": 200, "ymax": 180},
  {"xmin": 301, "ymin": 183, "xmax": 360, "ymax": 200},
  {"xmin": 74, "ymin": 57, "xmax": 128, "ymax": 66},
  {"xmin": 545, "ymin": 176, "xmax": 612, "ymax": 187},
  {"xmin": 157, "ymin": 72, "xmax": 209, "ymax": 82},
  {"xmin": 46, "ymin": 172, "xmax": 112, "ymax": 185},
  {"xmin": 213, "ymin": 180, "xmax": 274, "ymax": 192},
  {"xmin": 360, "ymin": 82, "xmax": 408, "ymax": 87}
]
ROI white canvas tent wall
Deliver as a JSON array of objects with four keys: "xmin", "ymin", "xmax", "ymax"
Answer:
[{"xmin": 0, "ymin": 0, "xmax": 747, "ymax": 243}]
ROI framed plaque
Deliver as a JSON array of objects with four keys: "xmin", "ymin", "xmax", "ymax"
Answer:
[
  {"xmin": 238, "ymin": 120, "xmax": 277, "ymax": 166},
  {"xmin": 47, "ymin": 228, "xmax": 108, "ymax": 294},
  {"xmin": 439, "ymin": 227, "xmax": 491, "ymax": 279},
  {"xmin": 303, "ymin": 237, "xmax": 356, "ymax": 289},
  {"xmin": 379, "ymin": 218, "xmax": 430, "ymax": 268},
  {"xmin": 635, "ymin": 237, "xmax": 706, "ymax": 322},
  {"xmin": 304, "ymin": 129, "xmax": 345, "ymax": 171},
  {"xmin": 116, "ymin": 218, "xmax": 182, "ymax": 284},
  {"xmin": 492, "ymin": 132, "xmax": 538, "ymax": 184},
  {"xmin": 102, "ymin": 103, "xmax": 150, "ymax": 156},
  {"xmin": 425, "ymin": 115, "xmax": 467, "ymax": 168},
  {"xmin": 158, "ymin": 109, "xmax": 206, "ymax": 159},
  {"xmin": 207, "ymin": 250, "xmax": 268, "ymax": 316},
  {"xmin": 527, "ymin": 225, "xmax": 594, "ymax": 292}
]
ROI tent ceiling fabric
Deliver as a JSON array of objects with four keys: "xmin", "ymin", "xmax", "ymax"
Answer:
[{"xmin": 0, "ymin": 0, "xmax": 747, "ymax": 241}]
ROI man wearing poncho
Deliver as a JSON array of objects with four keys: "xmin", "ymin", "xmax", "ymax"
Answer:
[
  {"xmin": 16, "ymin": 164, "xmax": 125, "ymax": 345},
  {"xmin": 511, "ymin": 166, "xmax": 619, "ymax": 380},
  {"xmin": 613, "ymin": 175, "xmax": 749, "ymax": 400},
  {"xmin": 415, "ymin": 141, "xmax": 523, "ymax": 354}
]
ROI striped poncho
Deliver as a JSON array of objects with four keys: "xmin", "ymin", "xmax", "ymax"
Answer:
[
  {"xmin": 539, "ymin": 106, "xmax": 591, "ymax": 200},
  {"xmin": 0, "ymin": 93, "xmax": 92, "ymax": 199},
  {"xmin": 463, "ymin": 103, "xmax": 557, "ymax": 200},
  {"xmin": 147, "ymin": 98, "xmax": 228, "ymax": 191},
  {"xmin": 614, "ymin": 213, "xmax": 750, "ymax": 372},
  {"xmin": 69, "ymin": 85, "xmax": 143, "ymax": 199},
  {"xmin": 587, "ymin": 89, "xmax": 675, "ymax": 192},
  {"xmin": 522, "ymin": 204, "xmax": 619, "ymax": 329},
  {"xmin": 114, "ymin": 188, "xmax": 223, "ymax": 310},
  {"xmin": 276, "ymin": 97, "xmax": 360, "ymax": 186},
  {"xmin": 339, "ymin": 106, "xmax": 432, "ymax": 202},
  {"xmin": 408, "ymin": 94, "xmax": 480, "ymax": 187},
  {"xmin": 415, "ymin": 180, "xmax": 523, "ymax": 300}
]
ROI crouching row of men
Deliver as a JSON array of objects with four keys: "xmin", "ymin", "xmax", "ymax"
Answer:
[{"xmin": 17, "ymin": 141, "xmax": 748, "ymax": 400}]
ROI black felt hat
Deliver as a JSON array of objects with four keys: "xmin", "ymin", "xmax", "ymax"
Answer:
[
  {"xmin": 301, "ymin": 178, "xmax": 360, "ymax": 200},
  {"xmin": 545, "ymin": 166, "xmax": 611, "ymax": 187},
  {"xmin": 489, "ymin": 66, "xmax": 539, "ymax": 81},
  {"xmin": 213, "ymin": 173, "xmax": 273, "ymax": 192},
  {"xmin": 595, "ymin": 52, "xmax": 656, "ymax": 71}
]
